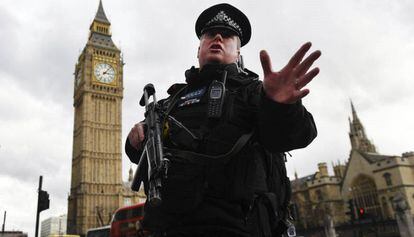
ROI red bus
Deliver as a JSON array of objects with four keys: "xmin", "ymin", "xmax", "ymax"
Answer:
[
  {"xmin": 86, "ymin": 225, "xmax": 110, "ymax": 237},
  {"xmin": 110, "ymin": 203, "xmax": 145, "ymax": 237}
]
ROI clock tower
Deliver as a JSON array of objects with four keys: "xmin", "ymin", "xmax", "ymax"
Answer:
[{"xmin": 67, "ymin": 1, "xmax": 124, "ymax": 235}]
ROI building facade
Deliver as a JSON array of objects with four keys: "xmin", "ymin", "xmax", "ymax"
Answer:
[
  {"xmin": 291, "ymin": 102, "xmax": 414, "ymax": 233},
  {"xmin": 41, "ymin": 215, "xmax": 67, "ymax": 237},
  {"xmin": 67, "ymin": 2, "xmax": 143, "ymax": 235},
  {"xmin": 291, "ymin": 162, "xmax": 347, "ymax": 228},
  {"xmin": 0, "ymin": 232, "xmax": 27, "ymax": 237}
]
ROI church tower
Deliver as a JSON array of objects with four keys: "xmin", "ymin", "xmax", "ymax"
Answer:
[
  {"xmin": 67, "ymin": 1, "xmax": 124, "ymax": 235},
  {"xmin": 348, "ymin": 101, "xmax": 377, "ymax": 153}
]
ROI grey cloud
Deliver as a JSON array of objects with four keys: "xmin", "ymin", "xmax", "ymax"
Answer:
[
  {"xmin": 1, "ymin": 1, "xmax": 414, "ymax": 236},
  {"xmin": 0, "ymin": 7, "xmax": 21, "ymax": 77}
]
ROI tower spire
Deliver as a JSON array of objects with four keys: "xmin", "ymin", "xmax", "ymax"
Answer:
[
  {"xmin": 348, "ymin": 100, "xmax": 376, "ymax": 153},
  {"xmin": 350, "ymin": 99, "xmax": 360, "ymax": 123},
  {"xmin": 94, "ymin": 0, "xmax": 110, "ymax": 24},
  {"xmin": 88, "ymin": 0, "xmax": 117, "ymax": 47}
]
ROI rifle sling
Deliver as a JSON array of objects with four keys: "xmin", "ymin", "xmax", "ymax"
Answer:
[
  {"xmin": 162, "ymin": 83, "xmax": 254, "ymax": 165},
  {"xmin": 164, "ymin": 131, "xmax": 253, "ymax": 165}
]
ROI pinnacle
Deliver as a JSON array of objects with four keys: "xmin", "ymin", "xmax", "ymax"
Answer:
[
  {"xmin": 94, "ymin": 0, "xmax": 110, "ymax": 24},
  {"xmin": 350, "ymin": 99, "xmax": 360, "ymax": 122}
]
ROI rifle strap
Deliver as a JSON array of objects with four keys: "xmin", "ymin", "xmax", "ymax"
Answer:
[
  {"xmin": 165, "ymin": 85, "xmax": 188, "ymax": 116},
  {"xmin": 161, "ymin": 82, "xmax": 254, "ymax": 164},
  {"xmin": 159, "ymin": 85, "xmax": 188, "ymax": 132},
  {"xmin": 164, "ymin": 131, "xmax": 253, "ymax": 165}
]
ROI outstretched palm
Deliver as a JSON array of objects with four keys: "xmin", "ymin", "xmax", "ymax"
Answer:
[{"xmin": 260, "ymin": 42, "xmax": 321, "ymax": 104}]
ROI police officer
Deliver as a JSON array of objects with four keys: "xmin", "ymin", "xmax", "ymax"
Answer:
[{"xmin": 126, "ymin": 3, "xmax": 320, "ymax": 237}]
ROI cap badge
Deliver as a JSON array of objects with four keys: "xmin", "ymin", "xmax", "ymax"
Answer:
[{"xmin": 206, "ymin": 11, "xmax": 243, "ymax": 37}]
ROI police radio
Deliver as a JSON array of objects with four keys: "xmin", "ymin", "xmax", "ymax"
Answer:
[{"xmin": 207, "ymin": 70, "xmax": 227, "ymax": 118}]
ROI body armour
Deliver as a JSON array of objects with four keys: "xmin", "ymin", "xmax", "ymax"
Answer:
[{"xmin": 126, "ymin": 63, "xmax": 317, "ymax": 236}]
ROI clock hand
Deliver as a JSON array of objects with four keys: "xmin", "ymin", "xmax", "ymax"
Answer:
[{"xmin": 103, "ymin": 67, "xmax": 111, "ymax": 75}]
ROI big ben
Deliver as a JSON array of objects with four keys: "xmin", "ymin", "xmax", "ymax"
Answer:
[{"xmin": 67, "ymin": 1, "xmax": 124, "ymax": 235}]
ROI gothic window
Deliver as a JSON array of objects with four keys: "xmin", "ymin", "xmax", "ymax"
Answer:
[
  {"xmin": 350, "ymin": 175, "xmax": 382, "ymax": 218},
  {"xmin": 383, "ymin": 173, "xmax": 392, "ymax": 186}
]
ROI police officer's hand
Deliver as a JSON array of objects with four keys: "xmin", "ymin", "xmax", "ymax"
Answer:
[
  {"xmin": 260, "ymin": 42, "xmax": 321, "ymax": 104},
  {"xmin": 128, "ymin": 122, "xmax": 145, "ymax": 151}
]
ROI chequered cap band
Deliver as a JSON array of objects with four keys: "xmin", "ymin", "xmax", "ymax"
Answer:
[{"xmin": 205, "ymin": 11, "xmax": 243, "ymax": 38}]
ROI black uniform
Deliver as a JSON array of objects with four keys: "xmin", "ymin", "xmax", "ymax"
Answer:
[{"xmin": 126, "ymin": 63, "xmax": 317, "ymax": 237}]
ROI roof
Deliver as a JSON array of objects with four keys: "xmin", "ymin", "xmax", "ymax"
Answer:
[
  {"xmin": 88, "ymin": 33, "xmax": 117, "ymax": 50},
  {"xmin": 291, "ymin": 174, "xmax": 314, "ymax": 189},
  {"xmin": 94, "ymin": 0, "xmax": 110, "ymax": 24},
  {"xmin": 359, "ymin": 151, "xmax": 395, "ymax": 163}
]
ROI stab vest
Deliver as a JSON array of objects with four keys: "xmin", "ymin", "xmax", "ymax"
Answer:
[{"xmin": 142, "ymin": 64, "xmax": 292, "ymax": 236}]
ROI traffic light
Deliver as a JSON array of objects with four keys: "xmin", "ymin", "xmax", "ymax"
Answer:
[
  {"xmin": 35, "ymin": 176, "xmax": 49, "ymax": 237},
  {"xmin": 358, "ymin": 207, "xmax": 365, "ymax": 219},
  {"xmin": 38, "ymin": 190, "xmax": 50, "ymax": 212},
  {"xmin": 345, "ymin": 199, "xmax": 355, "ymax": 221}
]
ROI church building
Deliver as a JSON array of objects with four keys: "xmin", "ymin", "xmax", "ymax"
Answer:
[{"xmin": 291, "ymin": 102, "xmax": 414, "ymax": 233}]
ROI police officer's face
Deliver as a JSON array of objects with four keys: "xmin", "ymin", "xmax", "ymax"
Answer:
[{"xmin": 198, "ymin": 28, "xmax": 240, "ymax": 68}]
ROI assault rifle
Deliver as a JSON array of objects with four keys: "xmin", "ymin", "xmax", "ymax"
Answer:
[{"xmin": 131, "ymin": 83, "xmax": 170, "ymax": 207}]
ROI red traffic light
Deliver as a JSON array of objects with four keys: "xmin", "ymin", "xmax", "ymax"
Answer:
[{"xmin": 359, "ymin": 208, "xmax": 365, "ymax": 216}]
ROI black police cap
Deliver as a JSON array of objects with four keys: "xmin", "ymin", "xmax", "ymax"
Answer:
[{"xmin": 195, "ymin": 3, "xmax": 251, "ymax": 47}]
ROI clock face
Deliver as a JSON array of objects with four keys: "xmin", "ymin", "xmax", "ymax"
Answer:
[{"xmin": 94, "ymin": 63, "xmax": 116, "ymax": 83}]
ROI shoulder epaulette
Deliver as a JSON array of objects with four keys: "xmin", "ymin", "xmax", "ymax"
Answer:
[
  {"xmin": 228, "ymin": 68, "xmax": 259, "ymax": 87},
  {"xmin": 167, "ymin": 83, "xmax": 187, "ymax": 95},
  {"xmin": 242, "ymin": 68, "xmax": 259, "ymax": 81}
]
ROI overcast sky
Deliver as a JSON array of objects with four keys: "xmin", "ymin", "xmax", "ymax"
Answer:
[{"xmin": 1, "ymin": 0, "xmax": 413, "ymax": 235}]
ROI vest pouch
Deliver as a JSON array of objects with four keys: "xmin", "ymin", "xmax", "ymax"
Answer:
[
  {"xmin": 246, "ymin": 193, "xmax": 288, "ymax": 237},
  {"xmin": 265, "ymin": 152, "xmax": 291, "ymax": 221},
  {"xmin": 226, "ymin": 90, "xmax": 255, "ymax": 131},
  {"xmin": 168, "ymin": 123, "xmax": 201, "ymax": 151},
  {"xmin": 206, "ymin": 146, "xmax": 257, "ymax": 201},
  {"xmin": 160, "ymin": 160, "xmax": 204, "ymax": 213},
  {"xmin": 219, "ymin": 145, "xmax": 267, "ymax": 200}
]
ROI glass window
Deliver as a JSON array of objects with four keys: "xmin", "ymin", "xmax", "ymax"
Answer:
[
  {"xmin": 383, "ymin": 173, "xmax": 392, "ymax": 186},
  {"xmin": 350, "ymin": 175, "xmax": 382, "ymax": 218}
]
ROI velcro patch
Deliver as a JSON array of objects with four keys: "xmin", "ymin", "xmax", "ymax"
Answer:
[
  {"xmin": 178, "ymin": 98, "xmax": 201, "ymax": 107},
  {"xmin": 180, "ymin": 87, "xmax": 206, "ymax": 100}
]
